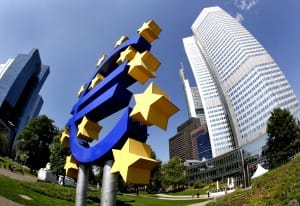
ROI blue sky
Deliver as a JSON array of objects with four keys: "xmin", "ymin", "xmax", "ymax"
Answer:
[{"xmin": 0, "ymin": 0, "xmax": 299, "ymax": 163}]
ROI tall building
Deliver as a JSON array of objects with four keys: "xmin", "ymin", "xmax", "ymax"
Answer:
[
  {"xmin": 183, "ymin": 6, "xmax": 300, "ymax": 157},
  {"xmin": 169, "ymin": 117, "xmax": 201, "ymax": 161},
  {"xmin": 179, "ymin": 64, "xmax": 206, "ymax": 123},
  {"xmin": 191, "ymin": 124, "xmax": 212, "ymax": 161},
  {"xmin": 0, "ymin": 49, "xmax": 49, "ymax": 151}
]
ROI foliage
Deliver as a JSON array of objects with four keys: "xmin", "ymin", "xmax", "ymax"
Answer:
[
  {"xmin": 88, "ymin": 165, "xmax": 103, "ymax": 187},
  {"xmin": 147, "ymin": 150, "xmax": 162, "ymax": 193},
  {"xmin": 266, "ymin": 108, "xmax": 300, "ymax": 168},
  {"xmin": 194, "ymin": 181, "xmax": 205, "ymax": 189},
  {"xmin": 0, "ymin": 156, "xmax": 31, "ymax": 175},
  {"xmin": 161, "ymin": 156, "xmax": 188, "ymax": 190},
  {"xmin": 49, "ymin": 131, "xmax": 70, "ymax": 175},
  {"xmin": 16, "ymin": 115, "xmax": 59, "ymax": 172},
  {"xmin": 214, "ymin": 155, "xmax": 300, "ymax": 206},
  {"xmin": 0, "ymin": 132, "xmax": 9, "ymax": 156}
]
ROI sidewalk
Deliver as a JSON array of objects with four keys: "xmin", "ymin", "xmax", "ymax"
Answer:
[
  {"xmin": 187, "ymin": 199, "xmax": 214, "ymax": 206},
  {"xmin": 155, "ymin": 193, "xmax": 209, "ymax": 200},
  {"xmin": 0, "ymin": 196, "xmax": 20, "ymax": 206},
  {"xmin": 155, "ymin": 193, "xmax": 215, "ymax": 205},
  {"xmin": 0, "ymin": 168, "xmax": 36, "ymax": 182}
]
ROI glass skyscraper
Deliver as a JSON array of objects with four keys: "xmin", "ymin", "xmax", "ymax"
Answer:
[
  {"xmin": 183, "ymin": 6, "xmax": 300, "ymax": 157},
  {"xmin": 0, "ymin": 49, "xmax": 49, "ymax": 151}
]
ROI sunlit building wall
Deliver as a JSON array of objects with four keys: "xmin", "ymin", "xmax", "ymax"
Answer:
[{"xmin": 183, "ymin": 6, "xmax": 300, "ymax": 157}]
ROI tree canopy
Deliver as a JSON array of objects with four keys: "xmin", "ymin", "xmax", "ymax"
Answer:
[
  {"xmin": 147, "ymin": 150, "xmax": 162, "ymax": 193},
  {"xmin": 266, "ymin": 108, "xmax": 300, "ymax": 168},
  {"xmin": 16, "ymin": 115, "xmax": 58, "ymax": 172},
  {"xmin": 0, "ymin": 132, "xmax": 9, "ymax": 156},
  {"xmin": 161, "ymin": 156, "xmax": 188, "ymax": 190},
  {"xmin": 49, "ymin": 131, "xmax": 70, "ymax": 175}
]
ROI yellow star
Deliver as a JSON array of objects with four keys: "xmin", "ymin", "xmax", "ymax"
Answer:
[
  {"xmin": 116, "ymin": 46, "xmax": 137, "ymax": 65},
  {"xmin": 89, "ymin": 73, "xmax": 105, "ymax": 89},
  {"xmin": 110, "ymin": 138, "xmax": 158, "ymax": 184},
  {"xmin": 96, "ymin": 54, "xmax": 107, "ymax": 68},
  {"xmin": 114, "ymin": 36, "xmax": 128, "ymax": 48},
  {"xmin": 137, "ymin": 20, "xmax": 161, "ymax": 43},
  {"xmin": 130, "ymin": 83, "xmax": 179, "ymax": 130},
  {"xmin": 127, "ymin": 51, "xmax": 160, "ymax": 84},
  {"xmin": 64, "ymin": 155, "xmax": 78, "ymax": 180},
  {"xmin": 60, "ymin": 128, "xmax": 70, "ymax": 147},
  {"xmin": 77, "ymin": 84, "xmax": 86, "ymax": 97},
  {"xmin": 77, "ymin": 116, "xmax": 102, "ymax": 141}
]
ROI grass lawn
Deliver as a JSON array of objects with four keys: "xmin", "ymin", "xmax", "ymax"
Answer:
[
  {"xmin": 0, "ymin": 175, "xmax": 74, "ymax": 206},
  {"xmin": 0, "ymin": 175, "xmax": 208, "ymax": 206}
]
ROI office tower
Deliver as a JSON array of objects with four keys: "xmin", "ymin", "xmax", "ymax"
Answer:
[
  {"xmin": 169, "ymin": 117, "xmax": 201, "ymax": 161},
  {"xmin": 191, "ymin": 124, "xmax": 212, "ymax": 161},
  {"xmin": 180, "ymin": 64, "xmax": 206, "ymax": 123},
  {"xmin": 183, "ymin": 6, "xmax": 300, "ymax": 157},
  {"xmin": 0, "ymin": 49, "xmax": 49, "ymax": 151}
]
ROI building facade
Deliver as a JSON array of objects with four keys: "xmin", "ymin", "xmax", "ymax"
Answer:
[
  {"xmin": 183, "ymin": 6, "xmax": 300, "ymax": 158},
  {"xmin": 179, "ymin": 65, "xmax": 206, "ymax": 123},
  {"xmin": 191, "ymin": 124, "xmax": 212, "ymax": 161},
  {"xmin": 169, "ymin": 117, "xmax": 201, "ymax": 161},
  {"xmin": 0, "ymin": 49, "xmax": 49, "ymax": 151}
]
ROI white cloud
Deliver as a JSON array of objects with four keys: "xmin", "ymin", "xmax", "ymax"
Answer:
[
  {"xmin": 235, "ymin": 12, "xmax": 244, "ymax": 23},
  {"xmin": 234, "ymin": 0, "xmax": 258, "ymax": 10}
]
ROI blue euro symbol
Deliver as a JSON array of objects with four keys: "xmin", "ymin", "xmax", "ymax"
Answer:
[{"xmin": 67, "ymin": 36, "xmax": 151, "ymax": 163}]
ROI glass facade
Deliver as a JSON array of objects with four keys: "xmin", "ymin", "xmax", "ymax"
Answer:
[
  {"xmin": 0, "ymin": 49, "xmax": 49, "ymax": 151},
  {"xmin": 183, "ymin": 6, "xmax": 300, "ymax": 158},
  {"xmin": 186, "ymin": 146, "xmax": 265, "ymax": 187},
  {"xmin": 191, "ymin": 125, "xmax": 212, "ymax": 160}
]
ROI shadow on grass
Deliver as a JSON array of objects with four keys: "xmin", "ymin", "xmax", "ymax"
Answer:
[{"xmin": 116, "ymin": 200, "xmax": 134, "ymax": 206}]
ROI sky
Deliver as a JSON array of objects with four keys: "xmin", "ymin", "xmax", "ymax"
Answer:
[{"xmin": 0, "ymin": 0, "xmax": 299, "ymax": 163}]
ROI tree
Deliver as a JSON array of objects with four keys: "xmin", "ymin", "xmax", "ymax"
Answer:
[
  {"xmin": 16, "ymin": 115, "xmax": 58, "ymax": 172},
  {"xmin": 0, "ymin": 132, "xmax": 9, "ymax": 156},
  {"xmin": 266, "ymin": 108, "xmax": 300, "ymax": 168},
  {"xmin": 147, "ymin": 150, "xmax": 162, "ymax": 193},
  {"xmin": 161, "ymin": 156, "xmax": 188, "ymax": 191},
  {"xmin": 89, "ymin": 165, "xmax": 103, "ymax": 188},
  {"xmin": 49, "ymin": 131, "xmax": 70, "ymax": 176}
]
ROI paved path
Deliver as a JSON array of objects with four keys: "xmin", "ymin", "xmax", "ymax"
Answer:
[
  {"xmin": 154, "ymin": 193, "xmax": 215, "ymax": 205},
  {"xmin": 123, "ymin": 193, "xmax": 215, "ymax": 205},
  {"xmin": 0, "ymin": 196, "xmax": 21, "ymax": 206},
  {"xmin": 0, "ymin": 168, "xmax": 36, "ymax": 182}
]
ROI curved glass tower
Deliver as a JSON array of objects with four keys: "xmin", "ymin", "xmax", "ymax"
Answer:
[
  {"xmin": 0, "ymin": 49, "xmax": 49, "ymax": 151},
  {"xmin": 183, "ymin": 6, "xmax": 300, "ymax": 157}
]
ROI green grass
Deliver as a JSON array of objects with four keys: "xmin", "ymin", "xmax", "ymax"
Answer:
[
  {"xmin": 0, "ymin": 175, "xmax": 208, "ymax": 206},
  {"xmin": 117, "ymin": 193, "xmax": 208, "ymax": 206},
  {"xmin": 211, "ymin": 155, "xmax": 300, "ymax": 206},
  {"xmin": 0, "ymin": 175, "xmax": 74, "ymax": 206}
]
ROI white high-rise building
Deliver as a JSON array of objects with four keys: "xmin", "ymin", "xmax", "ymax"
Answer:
[
  {"xmin": 183, "ymin": 6, "xmax": 300, "ymax": 157},
  {"xmin": 179, "ymin": 64, "xmax": 206, "ymax": 123}
]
